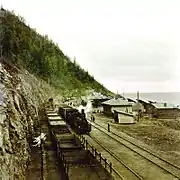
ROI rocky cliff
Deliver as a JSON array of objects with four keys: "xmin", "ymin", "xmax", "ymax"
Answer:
[{"xmin": 0, "ymin": 60, "xmax": 57, "ymax": 179}]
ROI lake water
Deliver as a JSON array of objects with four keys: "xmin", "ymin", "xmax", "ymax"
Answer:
[{"xmin": 124, "ymin": 92, "xmax": 180, "ymax": 105}]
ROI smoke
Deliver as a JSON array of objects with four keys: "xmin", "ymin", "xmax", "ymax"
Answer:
[
  {"xmin": 77, "ymin": 100, "xmax": 93, "ymax": 120},
  {"xmin": 85, "ymin": 100, "xmax": 93, "ymax": 120},
  {"xmin": 85, "ymin": 100, "xmax": 93, "ymax": 113},
  {"xmin": 78, "ymin": 105, "xmax": 84, "ymax": 113}
]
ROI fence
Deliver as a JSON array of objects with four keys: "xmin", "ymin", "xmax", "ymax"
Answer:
[
  {"xmin": 50, "ymin": 129, "xmax": 121, "ymax": 180},
  {"xmin": 74, "ymin": 134, "xmax": 114, "ymax": 178}
]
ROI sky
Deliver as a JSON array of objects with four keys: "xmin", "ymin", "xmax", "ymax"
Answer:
[{"xmin": 1, "ymin": 0, "xmax": 180, "ymax": 93}]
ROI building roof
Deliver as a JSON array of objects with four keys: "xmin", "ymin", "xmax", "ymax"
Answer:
[
  {"xmin": 88, "ymin": 93, "xmax": 110, "ymax": 100},
  {"xmin": 126, "ymin": 98, "xmax": 137, "ymax": 103},
  {"xmin": 102, "ymin": 98, "xmax": 132, "ymax": 106},
  {"xmin": 152, "ymin": 102, "xmax": 177, "ymax": 109},
  {"xmin": 137, "ymin": 99, "xmax": 150, "ymax": 104},
  {"xmin": 114, "ymin": 110, "xmax": 134, "ymax": 117}
]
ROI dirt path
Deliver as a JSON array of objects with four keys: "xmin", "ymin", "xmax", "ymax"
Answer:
[{"xmin": 26, "ymin": 146, "xmax": 42, "ymax": 180}]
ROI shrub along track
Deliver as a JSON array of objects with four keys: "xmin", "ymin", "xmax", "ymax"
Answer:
[{"xmin": 87, "ymin": 121, "xmax": 180, "ymax": 180}]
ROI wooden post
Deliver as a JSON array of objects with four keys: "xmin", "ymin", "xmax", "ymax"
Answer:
[
  {"xmin": 137, "ymin": 91, "xmax": 140, "ymax": 122},
  {"xmin": 65, "ymin": 161, "xmax": 68, "ymax": 175},
  {"xmin": 110, "ymin": 162, "xmax": 112, "ymax": 174},
  {"xmin": 58, "ymin": 143, "xmax": 61, "ymax": 156},
  {"xmin": 64, "ymin": 160, "xmax": 66, "ymax": 171},
  {"xmin": 87, "ymin": 149, "xmax": 90, "ymax": 156},
  {"xmin": 80, "ymin": 134, "xmax": 82, "ymax": 140},
  {"xmin": 66, "ymin": 164, "xmax": 68, "ymax": 175},
  {"xmin": 60, "ymin": 148, "xmax": 62, "ymax": 157},
  {"xmin": 82, "ymin": 138, "xmax": 85, "ymax": 147},
  {"xmin": 108, "ymin": 123, "xmax": 110, "ymax": 132},
  {"xmin": 92, "ymin": 146, "xmax": 94, "ymax": 155},
  {"xmin": 84, "ymin": 137, "xmax": 86, "ymax": 143},
  {"xmin": 85, "ymin": 140, "xmax": 88, "ymax": 149},
  {"xmin": 57, "ymin": 144, "xmax": 59, "ymax": 155},
  {"xmin": 105, "ymin": 158, "xmax": 107, "ymax": 168},
  {"xmin": 59, "ymin": 142, "xmax": 62, "ymax": 157}
]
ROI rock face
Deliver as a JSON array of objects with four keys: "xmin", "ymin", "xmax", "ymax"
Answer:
[{"xmin": 0, "ymin": 61, "xmax": 55, "ymax": 180}]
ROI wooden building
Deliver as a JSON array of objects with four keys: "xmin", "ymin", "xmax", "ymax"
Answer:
[
  {"xmin": 136, "ymin": 100, "xmax": 180, "ymax": 119},
  {"xmin": 88, "ymin": 93, "xmax": 111, "ymax": 112},
  {"xmin": 102, "ymin": 98, "xmax": 133, "ymax": 117},
  {"xmin": 114, "ymin": 110, "xmax": 135, "ymax": 124},
  {"xmin": 137, "ymin": 99, "xmax": 154, "ymax": 117},
  {"xmin": 152, "ymin": 103, "xmax": 180, "ymax": 119},
  {"xmin": 91, "ymin": 96, "xmax": 111, "ymax": 108}
]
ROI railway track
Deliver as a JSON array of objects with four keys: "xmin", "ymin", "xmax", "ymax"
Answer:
[
  {"xmin": 88, "ymin": 121, "xmax": 180, "ymax": 180},
  {"xmin": 84, "ymin": 134, "xmax": 143, "ymax": 180},
  {"xmin": 46, "ymin": 109, "xmax": 113, "ymax": 180}
]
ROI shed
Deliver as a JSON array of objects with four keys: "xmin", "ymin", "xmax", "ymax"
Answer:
[
  {"xmin": 152, "ymin": 102, "xmax": 180, "ymax": 119},
  {"xmin": 114, "ymin": 110, "xmax": 135, "ymax": 124},
  {"xmin": 0, "ymin": 7, "xmax": 5, "ymax": 18},
  {"xmin": 88, "ymin": 93, "xmax": 111, "ymax": 108},
  {"xmin": 102, "ymin": 98, "xmax": 133, "ymax": 117},
  {"xmin": 137, "ymin": 99, "xmax": 154, "ymax": 117},
  {"xmin": 92, "ymin": 96, "xmax": 110, "ymax": 108}
]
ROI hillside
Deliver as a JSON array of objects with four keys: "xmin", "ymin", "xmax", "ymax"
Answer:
[
  {"xmin": 0, "ymin": 8, "xmax": 114, "ymax": 179},
  {"xmin": 0, "ymin": 8, "xmax": 112, "ymax": 97}
]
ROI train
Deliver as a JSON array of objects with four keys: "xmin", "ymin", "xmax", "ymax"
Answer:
[{"xmin": 58, "ymin": 104, "xmax": 91, "ymax": 134}]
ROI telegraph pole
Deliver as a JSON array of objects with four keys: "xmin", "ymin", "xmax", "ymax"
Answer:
[
  {"xmin": 137, "ymin": 91, "xmax": 140, "ymax": 121},
  {"xmin": 137, "ymin": 91, "xmax": 139, "ymax": 100}
]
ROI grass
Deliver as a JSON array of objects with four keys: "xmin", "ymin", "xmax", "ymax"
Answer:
[{"xmin": 94, "ymin": 113, "xmax": 180, "ymax": 166}]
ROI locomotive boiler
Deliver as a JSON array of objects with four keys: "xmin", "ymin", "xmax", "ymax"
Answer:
[{"xmin": 58, "ymin": 104, "xmax": 91, "ymax": 134}]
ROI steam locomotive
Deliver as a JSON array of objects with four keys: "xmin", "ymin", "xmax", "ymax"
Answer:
[{"xmin": 58, "ymin": 104, "xmax": 91, "ymax": 134}]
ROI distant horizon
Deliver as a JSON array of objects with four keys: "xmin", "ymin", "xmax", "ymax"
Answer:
[
  {"xmin": 122, "ymin": 91, "xmax": 180, "ymax": 105},
  {"xmin": 124, "ymin": 91, "xmax": 180, "ymax": 94},
  {"xmin": 106, "ymin": 91, "xmax": 180, "ymax": 104},
  {"xmin": 110, "ymin": 90, "xmax": 180, "ymax": 94}
]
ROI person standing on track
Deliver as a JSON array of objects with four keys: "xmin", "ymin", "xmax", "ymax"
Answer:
[{"xmin": 91, "ymin": 114, "xmax": 95, "ymax": 122}]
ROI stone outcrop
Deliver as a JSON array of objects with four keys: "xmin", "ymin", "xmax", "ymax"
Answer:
[{"xmin": 0, "ymin": 61, "xmax": 56, "ymax": 180}]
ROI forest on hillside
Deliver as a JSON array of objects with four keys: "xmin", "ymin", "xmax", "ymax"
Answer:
[{"xmin": 0, "ymin": 8, "xmax": 111, "ymax": 96}]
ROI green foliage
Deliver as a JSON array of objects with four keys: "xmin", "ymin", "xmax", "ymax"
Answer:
[{"xmin": 1, "ymin": 9, "xmax": 112, "ymax": 95}]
